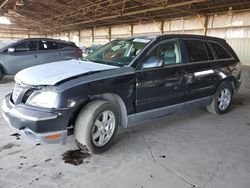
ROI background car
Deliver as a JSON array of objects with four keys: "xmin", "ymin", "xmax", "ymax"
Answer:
[{"xmin": 0, "ymin": 38, "xmax": 82, "ymax": 81}]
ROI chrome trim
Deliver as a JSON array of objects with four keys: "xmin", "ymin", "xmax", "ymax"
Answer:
[
  {"xmin": 219, "ymin": 71, "xmax": 227, "ymax": 79},
  {"xmin": 194, "ymin": 70, "xmax": 214, "ymax": 77}
]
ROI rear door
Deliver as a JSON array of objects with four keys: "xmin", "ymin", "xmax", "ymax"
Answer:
[
  {"xmin": 37, "ymin": 40, "xmax": 61, "ymax": 64},
  {"xmin": 209, "ymin": 41, "xmax": 236, "ymax": 69},
  {"xmin": 136, "ymin": 39, "xmax": 188, "ymax": 112},
  {"xmin": 58, "ymin": 42, "xmax": 79, "ymax": 60},
  {"xmin": 181, "ymin": 39, "xmax": 218, "ymax": 101},
  {"xmin": 5, "ymin": 40, "xmax": 39, "ymax": 74}
]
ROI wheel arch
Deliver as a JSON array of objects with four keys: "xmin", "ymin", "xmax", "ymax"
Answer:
[
  {"xmin": 89, "ymin": 93, "xmax": 128, "ymax": 128},
  {"xmin": 0, "ymin": 63, "xmax": 7, "ymax": 75},
  {"xmin": 220, "ymin": 76, "xmax": 237, "ymax": 94}
]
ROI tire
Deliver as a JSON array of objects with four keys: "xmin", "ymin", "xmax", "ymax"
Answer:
[
  {"xmin": 74, "ymin": 100, "xmax": 118, "ymax": 154},
  {"xmin": 0, "ymin": 69, "xmax": 3, "ymax": 81},
  {"xmin": 207, "ymin": 82, "xmax": 233, "ymax": 115}
]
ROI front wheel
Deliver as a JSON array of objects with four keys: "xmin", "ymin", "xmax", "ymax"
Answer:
[
  {"xmin": 0, "ymin": 69, "xmax": 3, "ymax": 81},
  {"xmin": 207, "ymin": 82, "xmax": 233, "ymax": 115},
  {"xmin": 74, "ymin": 100, "xmax": 118, "ymax": 154}
]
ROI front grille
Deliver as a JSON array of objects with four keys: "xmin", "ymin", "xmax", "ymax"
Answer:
[{"xmin": 12, "ymin": 83, "xmax": 37, "ymax": 104}]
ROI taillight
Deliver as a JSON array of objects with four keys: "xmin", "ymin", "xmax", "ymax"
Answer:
[{"xmin": 75, "ymin": 48, "xmax": 83, "ymax": 57}]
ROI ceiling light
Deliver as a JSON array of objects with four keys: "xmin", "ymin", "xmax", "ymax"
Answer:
[{"xmin": 0, "ymin": 16, "xmax": 11, "ymax": 25}]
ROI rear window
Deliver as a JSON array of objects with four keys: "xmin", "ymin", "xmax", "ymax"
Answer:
[
  {"xmin": 39, "ymin": 41, "xmax": 58, "ymax": 50},
  {"xmin": 183, "ymin": 40, "xmax": 210, "ymax": 62},
  {"xmin": 210, "ymin": 42, "xmax": 232, "ymax": 59}
]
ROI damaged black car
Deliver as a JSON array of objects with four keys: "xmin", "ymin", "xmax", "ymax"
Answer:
[{"xmin": 2, "ymin": 34, "xmax": 242, "ymax": 153}]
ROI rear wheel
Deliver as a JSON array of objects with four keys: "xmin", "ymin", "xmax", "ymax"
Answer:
[
  {"xmin": 74, "ymin": 100, "xmax": 118, "ymax": 154},
  {"xmin": 207, "ymin": 82, "xmax": 233, "ymax": 115}
]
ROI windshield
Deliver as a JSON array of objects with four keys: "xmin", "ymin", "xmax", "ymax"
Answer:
[{"xmin": 85, "ymin": 38, "xmax": 151, "ymax": 67}]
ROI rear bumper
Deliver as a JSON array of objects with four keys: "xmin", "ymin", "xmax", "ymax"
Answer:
[{"xmin": 2, "ymin": 93, "xmax": 68, "ymax": 144}]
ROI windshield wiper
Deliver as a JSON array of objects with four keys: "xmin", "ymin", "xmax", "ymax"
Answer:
[{"xmin": 89, "ymin": 58, "xmax": 122, "ymax": 66}]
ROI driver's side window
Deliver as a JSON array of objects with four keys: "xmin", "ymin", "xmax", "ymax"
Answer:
[
  {"xmin": 142, "ymin": 40, "xmax": 181, "ymax": 69},
  {"xmin": 12, "ymin": 41, "xmax": 38, "ymax": 53}
]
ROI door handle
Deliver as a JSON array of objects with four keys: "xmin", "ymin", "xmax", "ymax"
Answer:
[
  {"xmin": 175, "ymin": 70, "xmax": 185, "ymax": 77},
  {"xmin": 184, "ymin": 73, "xmax": 194, "ymax": 84}
]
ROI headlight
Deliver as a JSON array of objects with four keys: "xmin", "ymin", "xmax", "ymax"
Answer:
[{"xmin": 26, "ymin": 90, "xmax": 59, "ymax": 109}]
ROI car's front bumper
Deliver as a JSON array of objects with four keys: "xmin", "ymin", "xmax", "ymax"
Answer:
[{"xmin": 2, "ymin": 93, "xmax": 69, "ymax": 144}]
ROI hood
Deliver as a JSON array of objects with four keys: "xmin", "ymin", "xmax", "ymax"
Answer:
[{"xmin": 15, "ymin": 59, "xmax": 118, "ymax": 86}]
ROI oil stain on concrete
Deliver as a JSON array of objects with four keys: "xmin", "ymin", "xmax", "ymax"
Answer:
[{"xmin": 61, "ymin": 149, "xmax": 91, "ymax": 166}]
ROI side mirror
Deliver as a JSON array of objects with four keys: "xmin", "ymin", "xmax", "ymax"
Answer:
[
  {"xmin": 142, "ymin": 56, "xmax": 163, "ymax": 69},
  {"xmin": 8, "ymin": 48, "xmax": 15, "ymax": 53}
]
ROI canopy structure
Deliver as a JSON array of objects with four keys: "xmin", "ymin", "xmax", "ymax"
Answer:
[{"xmin": 0, "ymin": 0, "xmax": 250, "ymax": 34}]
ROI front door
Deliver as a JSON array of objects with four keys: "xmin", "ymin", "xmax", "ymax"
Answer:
[
  {"xmin": 5, "ymin": 41, "xmax": 39, "ymax": 74},
  {"xmin": 135, "ymin": 39, "xmax": 187, "ymax": 112}
]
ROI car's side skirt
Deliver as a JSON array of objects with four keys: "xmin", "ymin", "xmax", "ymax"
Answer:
[{"xmin": 126, "ymin": 96, "xmax": 213, "ymax": 128}]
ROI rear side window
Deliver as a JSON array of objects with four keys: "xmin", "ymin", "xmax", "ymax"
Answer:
[
  {"xmin": 204, "ymin": 42, "xmax": 214, "ymax": 60},
  {"xmin": 58, "ymin": 42, "xmax": 77, "ymax": 49},
  {"xmin": 183, "ymin": 40, "xmax": 209, "ymax": 62},
  {"xmin": 13, "ymin": 41, "xmax": 37, "ymax": 52},
  {"xmin": 210, "ymin": 42, "xmax": 232, "ymax": 59},
  {"xmin": 39, "ymin": 41, "xmax": 58, "ymax": 50},
  {"xmin": 58, "ymin": 42, "xmax": 65, "ymax": 49},
  {"xmin": 68, "ymin": 42, "xmax": 77, "ymax": 48}
]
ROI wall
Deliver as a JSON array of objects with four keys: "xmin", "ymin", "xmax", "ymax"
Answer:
[
  {"xmin": 52, "ymin": 11, "xmax": 250, "ymax": 64},
  {"xmin": 0, "ymin": 29, "xmax": 46, "ymax": 40},
  {"xmin": 1, "ymin": 10, "xmax": 250, "ymax": 65}
]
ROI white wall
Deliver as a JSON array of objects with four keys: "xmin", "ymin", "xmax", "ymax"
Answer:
[
  {"xmin": 227, "ymin": 38, "xmax": 250, "ymax": 65},
  {"xmin": 66, "ymin": 11, "xmax": 250, "ymax": 64},
  {"xmin": 2, "ymin": 10, "xmax": 250, "ymax": 65}
]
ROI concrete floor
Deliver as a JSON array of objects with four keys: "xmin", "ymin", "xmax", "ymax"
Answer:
[{"xmin": 0, "ymin": 67, "xmax": 250, "ymax": 188}]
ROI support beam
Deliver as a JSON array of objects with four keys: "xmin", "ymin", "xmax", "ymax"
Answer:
[
  {"xmin": 0, "ymin": 0, "xmax": 10, "ymax": 9},
  {"xmin": 50, "ymin": 0, "xmax": 208, "ymax": 28},
  {"xmin": 108, "ymin": 27, "xmax": 111, "ymax": 42},
  {"xmin": 204, "ymin": 15, "xmax": 208, "ymax": 36},
  {"xmin": 197, "ymin": 14, "xmax": 208, "ymax": 36},
  {"xmin": 130, "ymin": 24, "xmax": 133, "ymax": 36},
  {"xmin": 78, "ymin": 30, "xmax": 81, "ymax": 43},
  {"xmin": 91, "ymin": 28, "xmax": 94, "ymax": 43},
  {"xmin": 160, "ymin": 21, "xmax": 164, "ymax": 35}
]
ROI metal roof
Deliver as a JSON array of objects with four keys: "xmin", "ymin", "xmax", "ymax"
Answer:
[{"xmin": 0, "ymin": 0, "xmax": 250, "ymax": 34}]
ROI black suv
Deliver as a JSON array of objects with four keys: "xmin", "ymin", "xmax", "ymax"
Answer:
[{"xmin": 2, "ymin": 35, "xmax": 242, "ymax": 153}]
